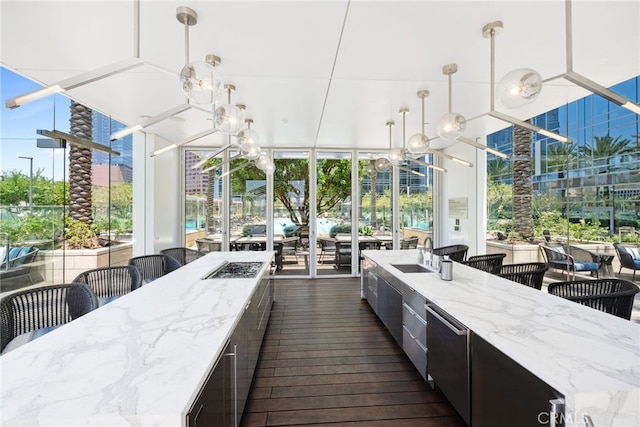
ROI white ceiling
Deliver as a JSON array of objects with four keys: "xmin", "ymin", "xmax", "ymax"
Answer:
[{"xmin": 2, "ymin": 0, "xmax": 639, "ymax": 153}]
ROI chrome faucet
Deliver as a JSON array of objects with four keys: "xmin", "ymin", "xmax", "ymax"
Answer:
[{"xmin": 422, "ymin": 236, "xmax": 433, "ymax": 267}]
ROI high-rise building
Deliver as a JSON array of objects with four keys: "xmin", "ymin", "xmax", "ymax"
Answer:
[
  {"xmin": 92, "ymin": 112, "xmax": 133, "ymax": 183},
  {"xmin": 487, "ymin": 75, "xmax": 640, "ymax": 232},
  {"xmin": 185, "ymin": 151, "xmax": 209, "ymax": 194}
]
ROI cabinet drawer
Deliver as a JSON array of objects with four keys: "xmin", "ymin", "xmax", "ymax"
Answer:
[
  {"xmin": 402, "ymin": 303, "xmax": 426, "ymax": 347},
  {"xmin": 403, "ymin": 326, "xmax": 427, "ymax": 380},
  {"xmin": 403, "ymin": 285, "xmax": 426, "ymax": 317}
]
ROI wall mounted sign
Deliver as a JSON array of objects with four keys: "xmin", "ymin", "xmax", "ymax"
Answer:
[{"xmin": 448, "ymin": 197, "xmax": 468, "ymax": 219}]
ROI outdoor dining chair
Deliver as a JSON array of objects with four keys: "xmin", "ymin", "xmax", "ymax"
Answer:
[
  {"xmin": 539, "ymin": 242, "xmax": 599, "ymax": 280},
  {"xmin": 0, "ymin": 283, "xmax": 98, "ymax": 354},
  {"xmin": 496, "ymin": 262, "xmax": 549, "ymax": 290},
  {"xmin": 548, "ymin": 278, "xmax": 639, "ymax": 320},
  {"xmin": 73, "ymin": 265, "xmax": 142, "ymax": 305},
  {"xmin": 460, "ymin": 253, "xmax": 506, "ymax": 273},
  {"xmin": 128, "ymin": 254, "xmax": 182, "ymax": 284},
  {"xmin": 160, "ymin": 247, "xmax": 206, "ymax": 266},
  {"xmin": 433, "ymin": 244, "xmax": 469, "ymax": 262},
  {"xmin": 613, "ymin": 243, "xmax": 640, "ymax": 281}
]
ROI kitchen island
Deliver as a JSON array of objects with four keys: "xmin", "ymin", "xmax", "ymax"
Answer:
[
  {"xmin": 362, "ymin": 249, "xmax": 639, "ymax": 427},
  {"xmin": 0, "ymin": 251, "xmax": 274, "ymax": 426}
]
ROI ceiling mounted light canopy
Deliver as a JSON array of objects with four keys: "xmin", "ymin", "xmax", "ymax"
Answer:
[{"xmin": 437, "ymin": 64, "xmax": 466, "ymax": 141}]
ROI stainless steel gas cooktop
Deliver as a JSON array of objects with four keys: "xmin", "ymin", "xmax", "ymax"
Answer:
[{"xmin": 203, "ymin": 262, "xmax": 264, "ymax": 279}]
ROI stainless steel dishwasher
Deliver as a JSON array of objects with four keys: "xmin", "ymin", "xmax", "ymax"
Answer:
[{"xmin": 425, "ymin": 301, "xmax": 470, "ymax": 425}]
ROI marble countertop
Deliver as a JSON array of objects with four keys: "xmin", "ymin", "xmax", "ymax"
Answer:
[
  {"xmin": 0, "ymin": 251, "xmax": 273, "ymax": 426},
  {"xmin": 363, "ymin": 250, "xmax": 640, "ymax": 427}
]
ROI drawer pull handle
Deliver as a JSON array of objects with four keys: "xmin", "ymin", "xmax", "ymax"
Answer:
[
  {"xmin": 193, "ymin": 404, "xmax": 204, "ymax": 425},
  {"xmin": 425, "ymin": 304, "xmax": 467, "ymax": 336}
]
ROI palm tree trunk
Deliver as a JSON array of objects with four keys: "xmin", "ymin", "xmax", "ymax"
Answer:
[
  {"xmin": 206, "ymin": 170, "xmax": 215, "ymax": 233},
  {"xmin": 370, "ymin": 160, "xmax": 378, "ymax": 229},
  {"xmin": 513, "ymin": 123, "xmax": 534, "ymax": 239},
  {"xmin": 69, "ymin": 101, "xmax": 93, "ymax": 225}
]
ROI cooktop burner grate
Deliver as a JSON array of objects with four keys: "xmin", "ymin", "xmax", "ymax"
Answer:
[{"xmin": 203, "ymin": 262, "xmax": 264, "ymax": 279}]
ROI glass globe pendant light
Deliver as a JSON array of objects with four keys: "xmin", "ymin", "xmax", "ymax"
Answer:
[
  {"xmin": 374, "ymin": 120, "xmax": 396, "ymax": 172},
  {"xmin": 254, "ymin": 154, "xmax": 275, "ymax": 174},
  {"xmin": 214, "ymin": 85, "xmax": 245, "ymax": 134},
  {"xmin": 436, "ymin": 64, "xmax": 467, "ymax": 140},
  {"xmin": 237, "ymin": 118, "xmax": 261, "ymax": 160},
  {"xmin": 407, "ymin": 90, "xmax": 430, "ymax": 154},
  {"xmin": 180, "ymin": 55, "xmax": 224, "ymax": 106},
  {"xmin": 176, "ymin": 7, "xmax": 224, "ymax": 106},
  {"xmin": 496, "ymin": 68, "xmax": 542, "ymax": 109},
  {"xmin": 374, "ymin": 157, "xmax": 391, "ymax": 172}
]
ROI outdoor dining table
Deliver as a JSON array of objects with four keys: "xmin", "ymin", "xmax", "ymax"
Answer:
[{"xmin": 584, "ymin": 249, "xmax": 617, "ymax": 278}]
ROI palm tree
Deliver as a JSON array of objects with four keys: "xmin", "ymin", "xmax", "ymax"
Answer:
[
  {"xmin": 369, "ymin": 160, "xmax": 377, "ymax": 229},
  {"xmin": 578, "ymin": 135, "xmax": 632, "ymax": 169},
  {"xmin": 487, "ymin": 158, "xmax": 512, "ymax": 182},
  {"xmin": 512, "ymin": 123, "xmax": 533, "ymax": 240},
  {"xmin": 544, "ymin": 142, "xmax": 576, "ymax": 174},
  {"xmin": 68, "ymin": 101, "xmax": 93, "ymax": 225}
]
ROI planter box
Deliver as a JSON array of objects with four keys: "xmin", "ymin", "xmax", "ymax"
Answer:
[
  {"xmin": 486, "ymin": 241, "xmax": 543, "ymax": 264},
  {"xmin": 34, "ymin": 242, "xmax": 133, "ymax": 284}
]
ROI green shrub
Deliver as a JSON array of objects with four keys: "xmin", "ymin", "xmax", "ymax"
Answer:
[
  {"xmin": 65, "ymin": 218, "xmax": 100, "ymax": 249},
  {"xmin": 329, "ymin": 223, "xmax": 351, "ymax": 238}
]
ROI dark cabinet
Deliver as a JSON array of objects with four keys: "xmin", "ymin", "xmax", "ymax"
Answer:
[
  {"xmin": 471, "ymin": 334, "xmax": 565, "ymax": 427},
  {"xmin": 426, "ymin": 302, "xmax": 470, "ymax": 425},
  {"xmin": 402, "ymin": 284, "xmax": 427, "ymax": 380},
  {"xmin": 377, "ymin": 272, "xmax": 403, "ymax": 346},
  {"xmin": 187, "ymin": 273, "xmax": 273, "ymax": 427},
  {"xmin": 186, "ymin": 341, "xmax": 233, "ymax": 427}
]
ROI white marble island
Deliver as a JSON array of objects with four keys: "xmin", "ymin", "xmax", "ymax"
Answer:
[
  {"xmin": 0, "ymin": 251, "xmax": 274, "ymax": 426},
  {"xmin": 363, "ymin": 249, "xmax": 640, "ymax": 427}
]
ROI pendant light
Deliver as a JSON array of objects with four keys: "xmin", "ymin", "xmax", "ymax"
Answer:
[
  {"xmin": 112, "ymin": 6, "xmax": 225, "ymax": 142},
  {"xmin": 407, "ymin": 90, "xmax": 430, "ymax": 154},
  {"xmin": 373, "ymin": 121, "xmax": 425, "ymax": 177},
  {"xmin": 400, "ymin": 109, "xmax": 446, "ymax": 173},
  {"xmin": 214, "ymin": 84, "xmax": 245, "ymax": 134},
  {"xmin": 436, "ymin": 64, "xmax": 467, "ymax": 141},
  {"xmin": 238, "ymin": 118, "xmax": 261, "ymax": 160},
  {"xmin": 482, "ymin": 21, "xmax": 571, "ymax": 144},
  {"xmin": 177, "ymin": 7, "xmax": 223, "ymax": 106},
  {"xmin": 408, "ymin": 90, "xmax": 473, "ymax": 167}
]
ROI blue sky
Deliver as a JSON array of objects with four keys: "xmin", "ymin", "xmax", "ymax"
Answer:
[{"xmin": 1, "ymin": 67, "xmax": 71, "ymax": 180}]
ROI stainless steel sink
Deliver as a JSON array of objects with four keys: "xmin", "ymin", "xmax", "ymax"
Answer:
[{"xmin": 391, "ymin": 264, "xmax": 433, "ymax": 273}]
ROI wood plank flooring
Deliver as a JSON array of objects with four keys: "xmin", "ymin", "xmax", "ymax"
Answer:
[{"xmin": 240, "ymin": 278, "xmax": 465, "ymax": 426}]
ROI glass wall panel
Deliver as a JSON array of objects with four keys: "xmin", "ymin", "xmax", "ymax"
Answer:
[
  {"xmin": 273, "ymin": 151, "xmax": 310, "ymax": 276},
  {"xmin": 398, "ymin": 155, "xmax": 432, "ymax": 246},
  {"xmin": 184, "ymin": 149, "xmax": 222, "ymax": 251},
  {"xmin": 1, "ymin": 67, "xmax": 134, "ymax": 297},
  {"xmin": 487, "ymin": 75, "xmax": 640, "ymax": 276},
  {"xmin": 230, "ymin": 153, "xmax": 267, "ymax": 250},
  {"xmin": 316, "ymin": 151, "xmax": 352, "ymax": 276}
]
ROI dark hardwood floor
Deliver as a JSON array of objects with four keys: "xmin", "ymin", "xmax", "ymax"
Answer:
[{"xmin": 240, "ymin": 278, "xmax": 465, "ymax": 426}]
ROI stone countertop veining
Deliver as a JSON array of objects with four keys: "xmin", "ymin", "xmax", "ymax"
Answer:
[
  {"xmin": 0, "ymin": 251, "xmax": 274, "ymax": 427},
  {"xmin": 362, "ymin": 249, "xmax": 640, "ymax": 427}
]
